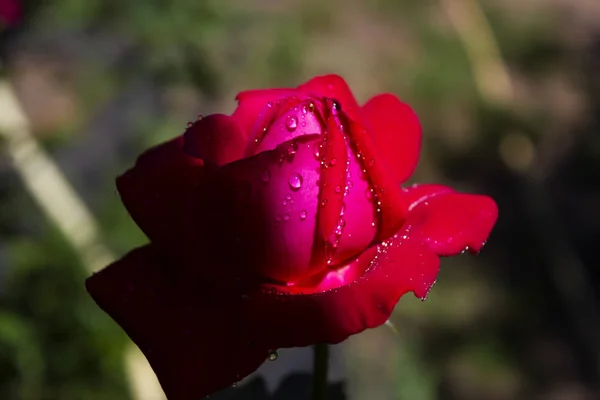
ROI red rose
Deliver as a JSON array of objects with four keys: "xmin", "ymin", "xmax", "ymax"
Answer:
[{"xmin": 86, "ymin": 75, "xmax": 497, "ymax": 400}]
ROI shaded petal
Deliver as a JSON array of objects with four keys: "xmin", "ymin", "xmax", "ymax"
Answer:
[
  {"xmin": 240, "ymin": 234, "xmax": 440, "ymax": 348},
  {"xmin": 362, "ymin": 94, "xmax": 422, "ymax": 184},
  {"xmin": 297, "ymin": 75, "xmax": 363, "ymax": 124},
  {"xmin": 403, "ymin": 184, "xmax": 498, "ymax": 255},
  {"xmin": 85, "ymin": 246, "xmax": 270, "ymax": 400},
  {"xmin": 183, "ymin": 114, "xmax": 246, "ymax": 165},
  {"xmin": 116, "ymin": 136, "xmax": 205, "ymax": 248},
  {"xmin": 232, "ymin": 88, "xmax": 300, "ymax": 137},
  {"xmin": 116, "ymin": 138, "xmax": 234, "ymax": 281}
]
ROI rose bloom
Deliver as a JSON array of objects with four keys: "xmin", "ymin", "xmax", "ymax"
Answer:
[{"xmin": 86, "ymin": 75, "xmax": 497, "ymax": 400}]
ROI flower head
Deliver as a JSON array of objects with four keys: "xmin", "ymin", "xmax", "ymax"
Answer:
[{"xmin": 86, "ymin": 75, "xmax": 498, "ymax": 400}]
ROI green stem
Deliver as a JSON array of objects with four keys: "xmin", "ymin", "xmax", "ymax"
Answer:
[{"xmin": 312, "ymin": 343, "xmax": 329, "ymax": 400}]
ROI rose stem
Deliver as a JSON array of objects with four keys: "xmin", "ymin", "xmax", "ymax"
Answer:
[{"xmin": 312, "ymin": 342, "xmax": 329, "ymax": 400}]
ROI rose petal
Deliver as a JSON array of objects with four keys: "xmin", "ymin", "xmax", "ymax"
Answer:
[
  {"xmin": 183, "ymin": 114, "xmax": 246, "ymax": 166},
  {"xmin": 362, "ymin": 94, "xmax": 422, "ymax": 184},
  {"xmin": 232, "ymin": 88, "xmax": 300, "ymax": 137},
  {"xmin": 297, "ymin": 75, "xmax": 364, "ymax": 124},
  {"xmin": 217, "ymin": 135, "xmax": 323, "ymax": 282},
  {"xmin": 116, "ymin": 138, "xmax": 237, "ymax": 281},
  {"xmin": 240, "ymin": 233, "xmax": 440, "ymax": 348},
  {"xmin": 327, "ymin": 140, "xmax": 378, "ymax": 265},
  {"xmin": 403, "ymin": 184, "xmax": 498, "ymax": 255},
  {"xmin": 116, "ymin": 136, "xmax": 205, "ymax": 248},
  {"xmin": 246, "ymin": 96, "xmax": 320, "ymax": 156},
  {"xmin": 402, "ymin": 184, "xmax": 454, "ymax": 210},
  {"xmin": 349, "ymin": 121, "xmax": 408, "ymax": 240},
  {"xmin": 85, "ymin": 245, "xmax": 270, "ymax": 400},
  {"xmin": 254, "ymin": 99, "xmax": 325, "ymax": 154},
  {"xmin": 315, "ymin": 116, "xmax": 348, "ymax": 258}
]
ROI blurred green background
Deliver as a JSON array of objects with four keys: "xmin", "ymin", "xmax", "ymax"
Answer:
[{"xmin": 1, "ymin": 0, "xmax": 599, "ymax": 399}]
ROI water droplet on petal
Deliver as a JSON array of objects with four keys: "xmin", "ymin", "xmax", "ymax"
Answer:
[
  {"xmin": 283, "ymin": 214, "xmax": 290, "ymax": 221},
  {"xmin": 197, "ymin": 114, "xmax": 203, "ymax": 120},
  {"xmin": 335, "ymin": 185, "xmax": 342, "ymax": 193},
  {"xmin": 285, "ymin": 115, "xmax": 298, "ymax": 132},
  {"xmin": 365, "ymin": 189, "xmax": 373, "ymax": 201},
  {"xmin": 313, "ymin": 144, "xmax": 321, "ymax": 159},
  {"xmin": 267, "ymin": 102, "xmax": 273, "ymax": 108},
  {"xmin": 299, "ymin": 210, "xmax": 307, "ymax": 220},
  {"xmin": 329, "ymin": 158, "xmax": 337, "ymax": 166},
  {"xmin": 308, "ymin": 102, "xmax": 315, "ymax": 112},
  {"xmin": 187, "ymin": 121, "xmax": 193, "ymax": 128},
  {"xmin": 261, "ymin": 170, "xmax": 270, "ymax": 182},
  {"xmin": 288, "ymin": 173, "xmax": 303, "ymax": 191},
  {"xmin": 268, "ymin": 350, "xmax": 278, "ymax": 361},
  {"xmin": 321, "ymin": 199, "xmax": 328, "ymax": 207},
  {"xmin": 286, "ymin": 141, "xmax": 298, "ymax": 160},
  {"xmin": 332, "ymin": 99, "xmax": 341, "ymax": 112}
]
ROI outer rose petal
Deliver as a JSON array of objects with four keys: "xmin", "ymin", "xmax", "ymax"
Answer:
[
  {"xmin": 402, "ymin": 184, "xmax": 498, "ymax": 255},
  {"xmin": 362, "ymin": 94, "xmax": 422, "ymax": 184},
  {"xmin": 183, "ymin": 114, "xmax": 246, "ymax": 165},
  {"xmin": 232, "ymin": 88, "xmax": 301, "ymax": 137},
  {"xmin": 297, "ymin": 74, "xmax": 364, "ymax": 124},
  {"xmin": 117, "ymin": 136, "xmax": 205, "ymax": 248},
  {"xmin": 85, "ymin": 245, "xmax": 270, "ymax": 400},
  {"xmin": 240, "ymin": 233, "xmax": 440, "ymax": 348}
]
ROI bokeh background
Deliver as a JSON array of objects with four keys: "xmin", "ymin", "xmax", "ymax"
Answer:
[{"xmin": 1, "ymin": 0, "xmax": 599, "ymax": 399}]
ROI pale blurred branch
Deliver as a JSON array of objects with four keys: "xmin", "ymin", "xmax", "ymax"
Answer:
[
  {"xmin": 439, "ymin": 0, "xmax": 514, "ymax": 104},
  {"xmin": 0, "ymin": 79, "xmax": 165, "ymax": 400}
]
